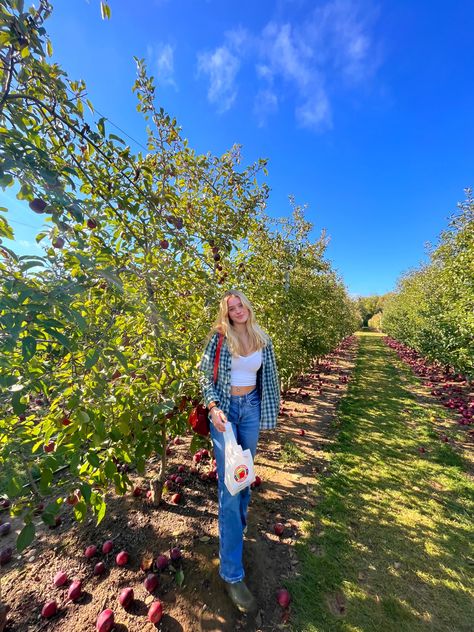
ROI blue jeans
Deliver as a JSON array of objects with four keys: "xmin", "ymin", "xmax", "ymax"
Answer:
[{"xmin": 210, "ymin": 388, "xmax": 261, "ymax": 583}]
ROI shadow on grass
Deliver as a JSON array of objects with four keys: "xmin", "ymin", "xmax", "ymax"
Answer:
[{"xmin": 288, "ymin": 333, "xmax": 474, "ymax": 632}]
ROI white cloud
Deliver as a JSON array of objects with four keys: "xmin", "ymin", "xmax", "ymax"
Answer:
[
  {"xmin": 147, "ymin": 43, "xmax": 176, "ymax": 88},
  {"xmin": 197, "ymin": 45, "xmax": 240, "ymax": 113},
  {"xmin": 196, "ymin": 0, "xmax": 380, "ymax": 130},
  {"xmin": 254, "ymin": 89, "xmax": 279, "ymax": 127}
]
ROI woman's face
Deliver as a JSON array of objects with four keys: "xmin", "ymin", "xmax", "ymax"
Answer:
[{"xmin": 227, "ymin": 295, "xmax": 249, "ymax": 325}]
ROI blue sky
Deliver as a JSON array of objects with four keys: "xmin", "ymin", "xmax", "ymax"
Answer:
[{"xmin": 3, "ymin": 0, "xmax": 474, "ymax": 296}]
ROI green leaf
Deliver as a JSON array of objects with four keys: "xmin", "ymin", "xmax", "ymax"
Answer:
[
  {"xmin": 100, "ymin": 1, "xmax": 111, "ymax": 19},
  {"xmin": 39, "ymin": 468, "xmax": 53, "ymax": 494},
  {"xmin": 44, "ymin": 327, "xmax": 73, "ymax": 350},
  {"xmin": 104, "ymin": 459, "xmax": 117, "ymax": 478},
  {"xmin": 80, "ymin": 483, "xmax": 92, "ymax": 503},
  {"xmin": 109, "ymin": 133, "xmax": 125, "ymax": 144},
  {"xmin": 74, "ymin": 500, "xmax": 87, "ymax": 522},
  {"xmin": 95, "ymin": 497, "xmax": 107, "ymax": 525},
  {"xmin": 22, "ymin": 336, "xmax": 37, "ymax": 361},
  {"xmin": 17, "ymin": 523, "xmax": 35, "ymax": 553},
  {"xmin": 175, "ymin": 569, "xmax": 185, "ymax": 587},
  {"xmin": 85, "ymin": 348, "xmax": 100, "ymax": 370},
  {"xmin": 112, "ymin": 349, "xmax": 128, "ymax": 369},
  {"xmin": 7, "ymin": 477, "xmax": 21, "ymax": 498},
  {"xmin": 97, "ymin": 117, "xmax": 106, "ymax": 137},
  {"xmin": 87, "ymin": 452, "xmax": 100, "ymax": 468}
]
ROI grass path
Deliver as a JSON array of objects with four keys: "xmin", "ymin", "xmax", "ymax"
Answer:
[{"xmin": 289, "ymin": 332, "xmax": 474, "ymax": 632}]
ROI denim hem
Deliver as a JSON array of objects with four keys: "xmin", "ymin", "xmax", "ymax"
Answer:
[{"xmin": 220, "ymin": 571, "xmax": 245, "ymax": 584}]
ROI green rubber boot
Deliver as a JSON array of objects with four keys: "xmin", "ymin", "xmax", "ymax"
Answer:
[{"xmin": 224, "ymin": 580, "xmax": 257, "ymax": 614}]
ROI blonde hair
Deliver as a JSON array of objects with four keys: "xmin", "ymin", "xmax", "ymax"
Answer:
[{"xmin": 208, "ymin": 290, "xmax": 268, "ymax": 356}]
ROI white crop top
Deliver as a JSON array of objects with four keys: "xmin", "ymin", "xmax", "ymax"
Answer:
[{"xmin": 231, "ymin": 349, "xmax": 262, "ymax": 386}]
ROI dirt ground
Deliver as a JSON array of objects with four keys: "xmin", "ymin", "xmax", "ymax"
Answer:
[{"xmin": 1, "ymin": 338, "xmax": 358, "ymax": 632}]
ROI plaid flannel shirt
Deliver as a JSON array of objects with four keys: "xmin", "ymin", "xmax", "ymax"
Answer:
[{"xmin": 199, "ymin": 332, "xmax": 280, "ymax": 430}]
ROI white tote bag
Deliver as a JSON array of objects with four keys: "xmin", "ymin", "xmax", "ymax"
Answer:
[{"xmin": 223, "ymin": 424, "xmax": 256, "ymax": 496}]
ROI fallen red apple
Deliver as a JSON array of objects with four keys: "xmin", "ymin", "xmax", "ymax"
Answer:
[
  {"xmin": 170, "ymin": 547, "xmax": 182, "ymax": 562},
  {"xmin": 41, "ymin": 600, "xmax": 57, "ymax": 618},
  {"xmin": 178, "ymin": 465, "xmax": 186, "ymax": 473},
  {"xmin": 132, "ymin": 486, "xmax": 142, "ymax": 497},
  {"xmin": 144, "ymin": 573, "xmax": 159, "ymax": 593},
  {"xmin": 116, "ymin": 550, "xmax": 129, "ymax": 566},
  {"xmin": 298, "ymin": 429, "xmax": 305, "ymax": 436},
  {"xmin": 118, "ymin": 587, "xmax": 134, "ymax": 608},
  {"xmin": 85, "ymin": 545, "xmax": 97, "ymax": 558},
  {"xmin": 94, "ymin": 561, "xmax": 106, "ymax": 576},
  {"xmin": 155, "ymin": 554, "xmax": 169, "ymax": 570},
  {"xmin": 96, "ymin": 609, "xmax": 115, "ymax": 632},
  {"xmin": 53, "ymin": 571, "xmax": 68, "ymax": 587},
  {"xmin": 102, "ymin": 540, "xmax": 113, "ymax": 554},
  {"xmin": 171, "ymin": 493, "xmax": 182, "ymax": 504},
  {"xmin": 0, "ymin": 547, "xmax": 12, "ymax": 566},
  {"xmin": 0, "ymin": 523, "xmax": 11, "ymax": 537},
  {"xmin": 67, "ymin": 580, "xmax": 82, "ymax": 602},
  {"xmin": 148, "ymin": 600, "xmax": 163, "ymax": 624},
  {"xmin": 274, "ymin": 523, "xmax": 285, "ymax": 537},
  {"xmin": 277, "ymin": 588, "xmax": 291, "ymax": 608}
]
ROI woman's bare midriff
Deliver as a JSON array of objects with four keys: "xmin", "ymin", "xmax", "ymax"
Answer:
[{"xmin": 231, "ymin": 385, "xmax": 256, "ymax": 395}]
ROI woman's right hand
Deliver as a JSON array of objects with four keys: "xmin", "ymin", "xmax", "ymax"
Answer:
[{"xmin": 210, "ymin": 407, "xmax": 227, "ymax": 432}]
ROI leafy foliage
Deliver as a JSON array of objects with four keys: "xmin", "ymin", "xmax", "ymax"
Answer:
[{"xmin": 382, "ymin": 189, "xmax": 474, "ymax": 377}]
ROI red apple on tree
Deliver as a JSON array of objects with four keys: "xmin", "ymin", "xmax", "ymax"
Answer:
[{"xmin": 29, "ymin": 198, "xmax": 47, "ymax": 213}]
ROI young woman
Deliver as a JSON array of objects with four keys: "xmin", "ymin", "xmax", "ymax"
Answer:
[{"xmin": 199, "ymin": 290, "xmax": 280, "ymax": 613}]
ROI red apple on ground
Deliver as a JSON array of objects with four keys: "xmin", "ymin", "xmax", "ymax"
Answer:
[
  {"xmin": 144, "ymin": 573, "xmax": 159, "ymax": 593},
  {"xmin": 0, "ymin": 547, "xmax": 12, "ymax": 566},
  {"xmin": 96, "ymin": 609, "xmax": 114, "ymax": 632},
  {"xmin": 41, "ymin": 601, "xmax": 57, "ymax": 618},
  {"xmin": 116, "ymin": 550, "xmax": 129, "ymax": 566},
  {"xmin": 94, "ymin": 562, "xmax": 106, "ymax": 576},
  {"xmin": 67, "ymin": 580, "xmax": 82, "ymax": 602},
  {"xmin": 148, "ymin": 601, "xmax": 164, "ymax": 624},
  {"xmin": 85, "ymin": 545, "xmax": 97, "ymax": 558},
  {"xmin": 170, "ymin": 547, "xmax": 182, "ymax": 562},
  {"xmin": 102, "ymin": 540, "xmax": 113, "ymax": 554},
  {"xmin": 53, "ymin": 571, "xmax": 68, "ymax": 587},
  {"xmin": 171, "ymin": 493, "xmax": 182, "ymax": 504},
  {"xmin": 274, "ymin": 523, "xmax": 285, "ymax": 537},
  {"xmin": 277, "ymin": 588, "xmax": 291, "ymax": 608},
  {"xmin": 298, "ymin": 428, "xmax": 305, "ymax": 436},
  {"xmin": 118, "ymin": 587, "xmax": 134, "ymax": 609},
  {"xmin": 155, "ymin": 554, "xmax": 169, "ymax": 570}
]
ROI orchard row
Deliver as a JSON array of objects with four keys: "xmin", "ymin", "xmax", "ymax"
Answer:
[{"xmin": 382, "ymin": 189, "xmax": 473, "ymax": 379}]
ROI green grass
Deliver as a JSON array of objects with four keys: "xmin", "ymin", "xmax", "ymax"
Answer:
[
  {"xmin": 289, "ymin": 332, "xmax": 474, "ymax": 632},
  {"xmin": 280, "ymin": 439, "xmax": 305, "ymax": 464}
]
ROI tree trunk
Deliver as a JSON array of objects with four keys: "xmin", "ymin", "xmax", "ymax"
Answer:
[{"xmin": 150, "ymin": 424, "xmax": 167, "ymax": 506}]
